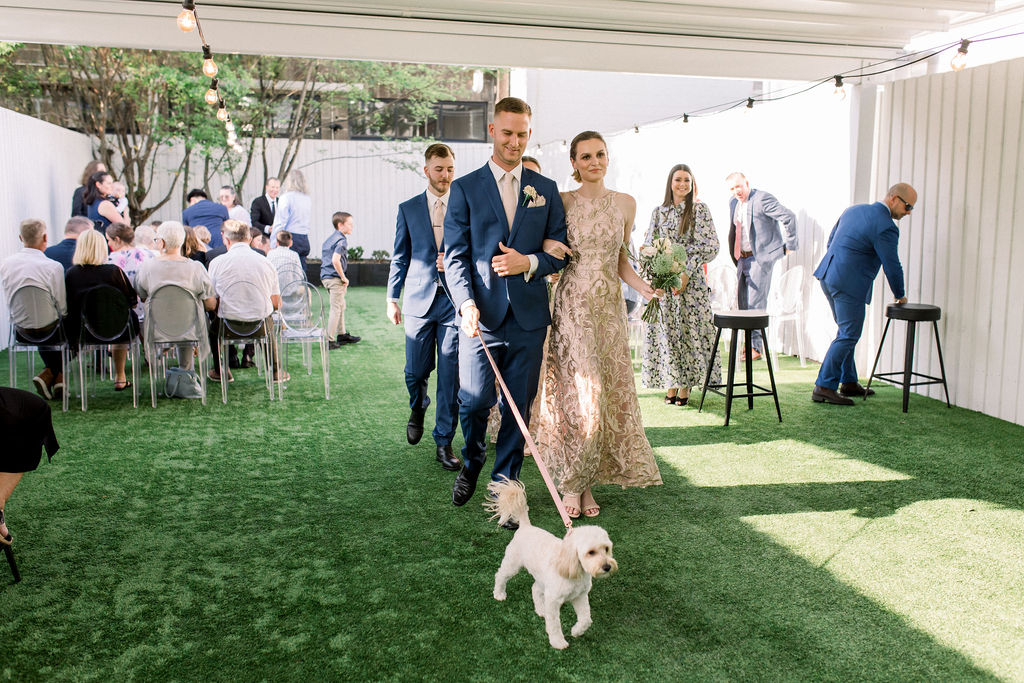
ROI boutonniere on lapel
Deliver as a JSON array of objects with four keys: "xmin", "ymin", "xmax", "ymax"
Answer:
[{"xmin": 521, "ymin": 185, "xmax": 546, "ymax": 208}]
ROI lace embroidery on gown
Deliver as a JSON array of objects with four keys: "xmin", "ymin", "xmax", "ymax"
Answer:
[{"xmin": 534, "ymin": 191, "xmax": 662, "ymax": 494}]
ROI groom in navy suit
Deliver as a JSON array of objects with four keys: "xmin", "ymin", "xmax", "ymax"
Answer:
[
  {"xmin": 443, "ymin": 97, "xmax": 569, "ymax": 521},
  {"xmin": 812, "ymin": 183, "xmax": 915, "ymax": 405},
  {"xmin": 387, "ymin": 144, "xmax": 461, "ymax": 471}
]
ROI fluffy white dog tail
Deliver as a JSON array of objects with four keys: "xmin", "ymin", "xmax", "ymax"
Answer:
[{"xmin": 485, "ymin": 478, "xmax": 531, "ymax": 528}]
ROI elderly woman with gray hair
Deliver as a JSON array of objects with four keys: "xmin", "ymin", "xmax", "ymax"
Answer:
[
  {"xmin": 270, "ymin": 169, "xmax": 312, "ymax": 263},
  {"xmin": 134, "ymin": 221, "xmax": 217, "ymax": 371}
]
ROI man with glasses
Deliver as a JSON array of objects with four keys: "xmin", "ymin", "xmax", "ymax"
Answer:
[{"xmin": 811, "ymin": 183, "xmax": 916, "ymax": 405}]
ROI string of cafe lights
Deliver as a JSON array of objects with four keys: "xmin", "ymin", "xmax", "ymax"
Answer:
[
  {"xmin": 175, "ymin": 0, "xmax": 244, "ymax": 155},
  {"xmin": 527, "ymin": 26, "xmax": 1024, "ymax": 157}
]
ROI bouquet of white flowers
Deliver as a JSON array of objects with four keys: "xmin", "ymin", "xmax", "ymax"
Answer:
[{"xmin": 636, "ymin": 237, "xmax": 688, "ymax": 324}]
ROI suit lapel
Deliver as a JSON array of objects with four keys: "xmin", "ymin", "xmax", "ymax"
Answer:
[{"xmin": 479, "ymin": 166, "xmax": 510, "ymax": 233}]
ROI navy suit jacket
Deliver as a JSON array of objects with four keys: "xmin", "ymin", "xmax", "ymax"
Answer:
[
  {"xmin": 813, "ymin": 201, "xmax": 905, "ymax": 304},
  {"xmin": 727, "ymin": 188, "xmax": 798, "ymax": 266},
  {"xmin": 443, "ymin": 165, "xmax": 568, "ymax": 332},
  {"xmin": 387, "ymin": 191, "xmax": 452, "ymax": 319}
]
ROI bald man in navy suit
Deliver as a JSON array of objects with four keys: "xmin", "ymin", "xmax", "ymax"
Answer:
[{"xmin": 812, "ymin": 183, "xmax": 916, "ymax": 405}]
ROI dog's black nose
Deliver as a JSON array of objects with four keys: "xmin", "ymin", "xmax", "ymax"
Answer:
[{"xmin": 602, "ymin": 564, "xmax": 611, "ymax": 572}]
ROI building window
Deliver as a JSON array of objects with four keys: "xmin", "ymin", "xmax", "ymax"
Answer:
[{"xmin": 349, "ymin": 99, "xmax": 487, "ymax": 142}]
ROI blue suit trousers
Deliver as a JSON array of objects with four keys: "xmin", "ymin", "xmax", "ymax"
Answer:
[
  {"xmin": 404, "ymin": 289, "xmax": 459, "ymax": 445},
  {"xmin": 815, "ymin": 281, "xmax": 866, "ymax": 389},
  {"xmin": 457, "ymin": 309, "xmax": 545, "ymax": 482}
]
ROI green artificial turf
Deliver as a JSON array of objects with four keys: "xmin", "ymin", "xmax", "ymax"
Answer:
[{"xmin": 2, "ymin": 286, "xmax": 1022, "ymax": 681}]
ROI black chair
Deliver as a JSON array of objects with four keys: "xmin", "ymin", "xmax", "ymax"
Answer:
[
  {"xmin": 77, "ymin": 284, "xmax": 141, "ymax": 410},
  {"xmin": 7, "ymin": 285, "xmax": 72, "ymax": 412},
  {"xmin": 865, "ymin": 303, "xmax": 951, "ymax": 413},
  {"xmin": 698, "ymin": 310, "xmax": 782, "ymax": 426}
]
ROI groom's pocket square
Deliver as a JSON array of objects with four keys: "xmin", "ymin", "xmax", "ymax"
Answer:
[{"xmin": 528, "ymin": 196, "xmax": 547, "ymax": 208}]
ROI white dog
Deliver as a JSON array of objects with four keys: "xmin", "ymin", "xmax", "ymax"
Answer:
[{"xmin": 485, "ymin": 479, "xmax": 617, "ymax": 649}]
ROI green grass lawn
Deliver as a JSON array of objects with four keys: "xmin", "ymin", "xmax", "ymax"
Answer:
[{"xmin": 2, "ymin": 286, "xmax": 1023, "ymax": 682}]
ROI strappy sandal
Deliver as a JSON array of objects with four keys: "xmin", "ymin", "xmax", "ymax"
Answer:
[
  {"xmin": 0, "ymin": 508, "xmax": 11, "ymax": 546},
  {"xmin": 664, "ymin": 393, "xmax": 678, "ymax": 405},
  {"xmin": 562, "ymin": 494, "xmax": 582, "ymax": 519},
  {"xmin": 581, "ymin": 490, "xmax": 600, "ymax": 518},
  {"xmin": 114, "ymin": 379, "xmax": 132, "ymax": 392}
]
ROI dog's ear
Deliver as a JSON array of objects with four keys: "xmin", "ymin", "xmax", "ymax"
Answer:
[{"xmin": 555, "ymin": 536, "xmax": 583, "ymax": 579}]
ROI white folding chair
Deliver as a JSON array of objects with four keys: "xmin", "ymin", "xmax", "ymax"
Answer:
[
  {"xmin": 145, "ymin": 284, "xmax": 209, "ymax": 408},
  {"xmin": 767, "ymin": 265, "xmax": 807, "ymax": 368},
  {"xmin": 7, "ymin": 285, "xmax": 73, "ymax": 412},
  {"xmin": 276, "ymin": 279, "xmax": 330, "ymax": 399}
]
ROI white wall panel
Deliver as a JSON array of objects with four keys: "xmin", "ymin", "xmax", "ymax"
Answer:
[{"xmin": 870, "ymin": 57, "xmax": 1024, "ymax": 424}]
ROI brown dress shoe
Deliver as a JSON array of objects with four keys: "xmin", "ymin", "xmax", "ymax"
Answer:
[
  {"xmin": 840, "ymin": 382, "xmax": 875, "ymax": 397},
  {"xmin": 812, "ymin": 385, "xmax": 855, "ymax": 405}
]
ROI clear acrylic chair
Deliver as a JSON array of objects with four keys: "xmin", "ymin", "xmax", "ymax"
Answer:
[
  {"xmin": 766, "ymin": 265, "xmax": 807, "ymax": 368},
  {"xmin": 77, "ymin": 284, "xmax": 141, "ymax": 410},
  {"xmin": 216, "ymin": 280, "xmax": 278, "ymax": 404},
  {"xmin": 144, "ymin": 284, "xmax": 209, "ymax": 408},
  {"xmin": 7, "ymin": 285, "xmax": 72, "ymax": 412},
  {"xmin": 276, "ymin": 279, "xmax": 330, "ymax": 399}
]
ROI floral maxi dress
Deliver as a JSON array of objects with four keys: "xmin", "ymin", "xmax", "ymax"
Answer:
[
  {"xmin": 641, "ymin": 201, "xmax": 721, "ymax": 390},
  {"xmin": 534, "ymin": 191, "xmax": 662, "ymax": 495}
]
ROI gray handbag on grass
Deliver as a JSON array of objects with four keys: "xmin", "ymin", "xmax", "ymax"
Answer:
[{"xmin": 164, "ymin": 367, "xmax": 203, "ymax": 399}]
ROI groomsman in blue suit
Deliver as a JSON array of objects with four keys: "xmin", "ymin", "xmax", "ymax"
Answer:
[
  {"xmin": 812, "ymin": 183, "xmax": 916, "ymax": 405},
  {"xmin": 443, "ymin": 97, "xmax": 569, "ymax": 522},
  {"xmin": 727, "ymin": 172, "xmax": 799, "ymax": 358},
  {"xmin": 387, "ymin": 143, "xmax": 462, "ymax": 471}
]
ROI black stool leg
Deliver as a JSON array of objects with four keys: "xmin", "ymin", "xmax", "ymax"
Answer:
[
  {"xmin": 4, "ymin": 544, "xmax": 20, "ymax": 583},
  {"xmin": 902, "ymin": 320, "xmax": 917, "ymax": 413},
  {"xmin": 760, "ymin": 328, "xmax": 782, "ymax": 422},
  {"xmin": 932, "ymin": 320, "xmax": 951, "ymax": 408},
  {"xmin": 865, "ymin": 318, "xmax": 892, "ymax": 401},
  {"xmin": 698, "ymin": 326, "xmax": 723, "ymax": 413},
  {"xmin": 724, "ymin": 326, "xmax": 739, "ymax": 426},
  {"xmin": 744, "ymin": 330, "xmax": 754, "ymax": 411}
]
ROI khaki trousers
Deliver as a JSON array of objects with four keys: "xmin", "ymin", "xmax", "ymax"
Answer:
[{"xmin": 324, "ymin": 277, "xmax": 347, "ymax": 337}]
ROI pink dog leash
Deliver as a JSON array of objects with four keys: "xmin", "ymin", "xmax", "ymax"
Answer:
[{"xmin": 479, "ymin": 338, "xmax": 574, "ymax": 531}]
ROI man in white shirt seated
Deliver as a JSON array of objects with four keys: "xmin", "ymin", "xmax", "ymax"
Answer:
[
  {"xmin": 207, "ymin": 219, "xmax": 284, "ymax": 383},
  {"xmin": 0, "ymin": 219, "xmax": 68, "ymax": 399}
]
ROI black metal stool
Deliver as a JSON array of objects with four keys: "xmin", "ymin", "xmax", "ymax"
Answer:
[
  {"xmin": 4, "ymin": 544, "xmax": 20, "ymax": 583},
  {"xmin": 698, "ymin": 310, "xmax": 782, "ymax": 426},
  {"xmin": 865, "ymin": 303, "xmax": 951, "ymax": 413}
]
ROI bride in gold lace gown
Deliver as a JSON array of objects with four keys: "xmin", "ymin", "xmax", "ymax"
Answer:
[{"xmin": 533, "ymin": 131, "xmax": 663, "ymax": 518}]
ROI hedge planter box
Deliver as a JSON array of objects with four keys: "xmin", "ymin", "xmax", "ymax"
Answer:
[{"xmin": 346, "ymin": 261, "xmax": 390, "ymax": 287}]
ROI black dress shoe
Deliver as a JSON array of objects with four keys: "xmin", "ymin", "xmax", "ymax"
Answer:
[
  {"xmin": 436, "ymin": 445, "xmax": 461, "ymax": 471},
  {"xmin": 812, "ymin": 385, "xmax": 855, "ymax": 405},
  {"xmin": 840, "ymin": 382, "xmax": 875, "ymax": 397},
  {"xmin": 452, "ymin": 467, "xmax": 479, "ymax": 506},
  {"xmin": 338, "ymin": 333, "xmax": 361, "ymax": 344},
  {"xmin": 406, "ymin": 397, "xmax": 429, "ymax": 445},
  {"xmin": 499, "ymin": 519, "xmax": 520, "ymax": 531}
]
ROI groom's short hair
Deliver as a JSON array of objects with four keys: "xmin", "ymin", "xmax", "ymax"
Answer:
[
  {"xmin": 494, "ymin": 97, "xmax": 531, "ymax": 118},
  {"xmin": 424, "ymin": 143, "xmax": 454, "ymax": 162}
]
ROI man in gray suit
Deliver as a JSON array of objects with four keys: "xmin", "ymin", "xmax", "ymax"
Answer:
[{"xmin": 726, "ymin": 172, "xmax": 798, "ymax": 358}]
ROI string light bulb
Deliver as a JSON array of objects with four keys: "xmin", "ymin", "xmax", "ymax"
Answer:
[
  {"xmin": 560, "ymin": 140, "xmax": 567, "ymax": 152},
  {"xmin": 471, "ymin": 69, "xmax": 484, "ymax": 94},
  {"xmin": 633, "ymin": 124, "xmax": 639, "ymax": 133},
  {"xmin": 682, "ymin": 114, "xmax": 689, "ymax": 123},
  {"xmin": 951, "ymin": 39, "xmax": 970, "ymax": 71},
  {"xmin": 225, "ymin": 120, "xmax": 235, "ymax": 133},
  {"xmin": 833, "ymin": 75, "xmax": 847, "ymax": 100},
  {"xmin": 216, "ymin": 100, "xmax": 228, "ymax": 122},
  {"xmin": 746, "ymin": 98, "xmax": 755, "ymax": 110},
  {"xmin": 177, "ymin": 0, "xmax": 196, "ymax": 32},
  {"xmin": 204, "ymin": 78, "xmax": 219, "ymax": 105},
  {"xmin": 202, "ymin": 45, "xmax": 218, "ymax": 78}
]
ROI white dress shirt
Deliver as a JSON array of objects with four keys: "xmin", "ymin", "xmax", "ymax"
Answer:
[
  {"xmin": 0, "ymin": 247, "xmax": 68, "ymax": 328},
  {"xmin": 208, "ymin": 243, "xmax": 281, "ymax": 321},
  {"xmin": 485, "ymin": 160, "xmax": 539, "ymax": 277}
]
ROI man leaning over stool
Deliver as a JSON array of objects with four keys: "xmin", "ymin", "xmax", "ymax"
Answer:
[{"xmin": 812, "ymin": 183, "xmax": 916, "ymax": 406}]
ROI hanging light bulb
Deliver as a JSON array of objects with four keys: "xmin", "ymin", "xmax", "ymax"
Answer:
[
  {"xmin": 202, "ymin": 45, "xmax": 218, "ymax": 78},
  {"xmin": 951, "ymin": 39, "xmax": 970, "ymax": 71},
  {"xmin": 682, "ymin": 114, "xmax": 689, "ymax": 123},
  {"xmin": 535, "ymin": 147, "xmax": 544, "ymax": 157},
  {"xmin": 225, "ymin": 120, "xmax": 235, "ymax": 133},
  {"xmin": 217, "ymin": 99, "xmax": 228, "ymax": 122},
  {"xmin": 559, "ymin": 140, "xmax": 567, "ymax": 152},
  {"xmin": 633, "ymin": 124, "xmax": 639, "ymax": 134},
  {"xmin": 204, "ymin": 78, "xmax": 219, "ymax": 105},
  {"xmin": 177, "ymin": 0, "xmax": 196, "ymax": 32},
  {"xmin": 471, "ymin": 69, "xmax": 484, "ymax": 94},
  {"xmin": 746, "ymin": 98, "xmax": 755, "ymax": 110},
  {"xmin": 833, "ymin": 75, "xmax": 847, "ymax": 101}
]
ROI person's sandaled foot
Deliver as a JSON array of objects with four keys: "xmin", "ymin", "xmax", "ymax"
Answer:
[
  {"xmin": 114, "ymin": 379, "xmax": 132, "ymax": 392},
  {"xmin": 581, "ymin": 489, "xmax": 600, "ymax": 518},
  {"xmin": 562, "ymin": 493, "xmax": 582, "ymax": 519},
  {"xmin": 664, "ymin": 392, "xmax": 678, "ymax": 405}
]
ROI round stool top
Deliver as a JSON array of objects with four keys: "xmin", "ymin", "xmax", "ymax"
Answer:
[
  {"xmin": 714, "ymin": 309, "xmax": 769, "ymax": 329},
  {"xmin": 886, "ymin": 303, "xmax": 941, "ymax": 322}
]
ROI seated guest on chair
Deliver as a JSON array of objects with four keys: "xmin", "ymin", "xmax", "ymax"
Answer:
[
  {"xmin": 811, "ymin": 183, "xmax": 916, "ymax": 406},
  {"xmin": 206, "ymin": 219, "xmax": 283, "ymax": 383},
  {"xmin": 45, "ymin": 216, "xmax": 94, "ymax": 273},
  {"xmin": 135, "ymin": 221, "xmax": 217, "ymax": 372},
  {"xmin": 267, "ymin": 230, "xmax": 303, "ymax": 282},
  {"xmin": 0, "ymin": 219, "xmax": 68, "ymax": 400},
  {"xmin": 65, "ymin": 230, "xmax": 140, "ymax": 392}
]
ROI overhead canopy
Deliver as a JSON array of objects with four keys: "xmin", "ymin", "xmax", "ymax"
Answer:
[{"xmin": 0, "ymin": 0, "xmax": 1011, "ymax": 80}]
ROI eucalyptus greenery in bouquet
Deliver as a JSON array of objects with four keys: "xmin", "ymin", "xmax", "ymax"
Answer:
[{"xmin": 636, "ymin": 237, "xmax": 688, "ymax": 324}]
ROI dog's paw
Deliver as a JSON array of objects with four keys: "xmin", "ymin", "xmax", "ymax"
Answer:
[
  {"xmin": 493, "ymin": 589, "xmax": 506, "ymax": 601},
  {"xmin": 571, "ymin": 621, "xmax": 591, "ymax": 638},
  {"xmin": 549, "ymin": 636, "xmax": 570, "ymax": 650}
]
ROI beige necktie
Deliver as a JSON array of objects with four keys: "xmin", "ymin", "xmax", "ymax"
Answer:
[
  {"xmin": 431, "ymin": 198, "xmax": 445, "ymax": 249},
  {"xmin": 500, "ymin": 173, "xmax": 517, "ymax": 230}
]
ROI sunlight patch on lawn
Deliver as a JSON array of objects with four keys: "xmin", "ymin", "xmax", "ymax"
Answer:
[
  {"xmin": 662, "ymin": 440, "xmax": 913, "ymax": 487},
  {"xmin": 742, "ymin": 499, "xmax": 1024, "ymax": 681}
]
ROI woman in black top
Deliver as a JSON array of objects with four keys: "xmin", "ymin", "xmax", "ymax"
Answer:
[
  {"xmin": 71, "ymin": 160, "xmax": 106, "ymax": 217},
  {"xmin": 66, "ymin": 231, "xmax": 139, "ymax": 391}
]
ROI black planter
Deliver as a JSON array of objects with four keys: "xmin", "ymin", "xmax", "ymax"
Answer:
[
  {"xmin": 305, "ymin": 259, "xmax": 322, "ymax": 287},
  {"xmin": 347, "ymin": 261, "xmax": 390, "ymax": 287}
]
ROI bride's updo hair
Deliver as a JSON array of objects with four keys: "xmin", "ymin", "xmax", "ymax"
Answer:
[{"xmin": 569, "ymin": 131, "xmax": 607, "ymax": 183}]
